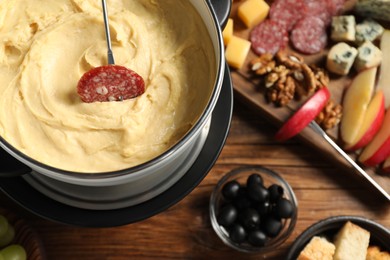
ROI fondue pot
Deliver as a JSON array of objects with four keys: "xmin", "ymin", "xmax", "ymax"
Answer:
[{"xmin": 0, "ymin": 0, "xmax": 232, "ymax": 211}]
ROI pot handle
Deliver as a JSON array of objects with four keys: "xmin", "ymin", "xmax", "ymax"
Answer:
[
  {"xmin": 0, "ymin": 148, "xmax": 31, "ymax": 177},
  {"xmin": 208, "ymin": 0, "xmax": 232, "ymax": 29}
]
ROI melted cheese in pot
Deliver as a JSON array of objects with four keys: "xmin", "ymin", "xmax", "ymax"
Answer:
[{"xmin": 0, "ymin": 0, "xmax": 216, "ymax": 173}]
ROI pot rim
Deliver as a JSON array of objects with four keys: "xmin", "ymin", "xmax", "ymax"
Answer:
[{"xmin": 0, "ymin": 0, "xmax": 226, "ymax": 181}]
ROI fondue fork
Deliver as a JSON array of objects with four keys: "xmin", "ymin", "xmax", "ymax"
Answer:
[
  {"xmin": 77, "ymin": 0, "xmax": 145, "ymax": 102},
  {"xmin": 102, "ymin": 0, "xmax": 115, "ymax": 65},
  {"xmin": 309, "ymin": 121, "xmax": 390, "ymax": 201}
]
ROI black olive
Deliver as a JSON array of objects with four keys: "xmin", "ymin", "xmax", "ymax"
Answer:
[
  {"xmin": 246, "ymin": 173, "xmax": 263, "ymax": 188},
  {"xmin": 273, "ymin": 198, "xmax": 294, "ymax": 219},
  {"xmin": 233, "ymin": 197, "xmax": 253, "ymax": 210},
  {"xmin": 256, "ymin": 200, "xmax": 271, "ymax": 216},
  {"xmin": 268, "ymin": 184, "xmax": 284, "ymax": 203},
  {"xmin": 239, "ymin": 208, "xmax": 260, "ymax": 230},
  {"xmin": 217, "ymin": 204, "xmax": 237, "ymax": 227},
  {"xmin": 237, "ymin": 186, "xmax": 247, "ymax": 197},
  {"xmin": 229, "ymin": 224, "xmax": 247, "ymax": 243},
  {"xmin": 232, "ymin": 187, "xmax": 253, "ymax": 209},
  {"xmin": 248, "ymin": 230, "xmax": 267, "ymax": 247},
  {"xmin": 247, "ymin": 184, "xmax": 269, "ymax": 202},
  {"xmin": 222, "ymin": 180, "xmax": 241, "ymax": 200},
  {"xmin": 262, "ymin": 217, "xmax": 282, "ymax": 238}
]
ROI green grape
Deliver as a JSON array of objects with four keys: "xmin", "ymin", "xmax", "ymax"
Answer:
[
  {"xmin": 0, "ymin": 226, "xmax": 14, "ymax": 248},
  {"xmin": 0, "ymin": 216, "xmax": 9, "ymax": 238},
  {"xmin": 0, "ymin": 245, "xmax": 26, "ymax": 260}
]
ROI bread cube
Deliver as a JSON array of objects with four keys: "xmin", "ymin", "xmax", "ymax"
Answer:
[
  {"xmin": 333, "ymin": 221, "xmax": 370, "ymax": 260},
  {"xmin": 297, "ymin": 236, "xmax": 335, "ymax": 260}
]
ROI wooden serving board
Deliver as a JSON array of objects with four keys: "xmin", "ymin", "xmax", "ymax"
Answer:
[{"xmin": 229, "ymin": 0, "xmax": 390, "ymax": 200}]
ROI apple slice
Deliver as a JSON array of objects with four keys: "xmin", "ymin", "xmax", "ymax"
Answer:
[
  {"xmin": 340, "ymin": 67, "xmax": 377, "ymax": 146},
  {"xmin": 275, "ymin": 87, "xmax": 331, "ymax": 141},
  {"xmin": 376, "ymin": 30, "xmax": 390, "ymax": 108},
  {"xmin": 382, "ymin": 156, "xmax": 390, "ymax": 173},
  {"xmin": 345, "ymin": 91, "xmax": 385, "ymax": 151},
  {"xmin": 359, "ymin": 107, "xmax": 390, "ymax": 167}
]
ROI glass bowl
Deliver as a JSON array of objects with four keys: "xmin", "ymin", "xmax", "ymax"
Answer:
[{"xmin": 209, "ymin": 166, "xmax": 298, "ymax": 254}]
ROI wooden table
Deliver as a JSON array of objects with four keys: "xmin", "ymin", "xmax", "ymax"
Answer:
[{"xmin": 0, "ymin": 95, "xmax": 389, "ymax": 259}]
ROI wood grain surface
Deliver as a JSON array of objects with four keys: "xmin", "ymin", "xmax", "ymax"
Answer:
[
  {"xmin": 0, "ymin": 101, "xmax": 389, "ymax": 260},
  {"xmin": 0, "ymin": 1, "xmax": 389, "ymax": 259}
]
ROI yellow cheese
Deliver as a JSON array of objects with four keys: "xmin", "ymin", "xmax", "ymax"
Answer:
[
  {"xmin": 225, "ymin": 36, "xmax": 251, "ymax": 69},
  {"xmin": 238, "ymin": 0, "xmax": 270, "ymax": 28},
  {"xmin": 223, "ymin": 18, "xmax": 233, "ymax": 45}
]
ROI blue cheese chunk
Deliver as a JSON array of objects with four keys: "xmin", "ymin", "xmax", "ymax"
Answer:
[
  {"xmin": 354, "ymin": 41, "xmax": 382, "ymax": 71},
  {"xmin": 355, "ymin": 0, "xmax": 390, "ymax": 22},
  {"xmin": 355, "ymin": 19, "xmax": 384, "ymax": 44},
  {"xmin": 327, "ymin": 42, "xmax": 358, "ymax": 75},
  {"xmin": 331, "ymin": 16, "xmax": 356, "ymax": 42}
]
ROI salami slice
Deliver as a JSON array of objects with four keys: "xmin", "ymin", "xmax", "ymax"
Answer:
[
  {"xmin": 77, "ymin": 65, "xmax": 145, "ymax": 103},
  {"xmin": 327, "ymin": 0, "xmax": 346, "ymax": 16},
  {"xmin": 303, "ymin": 0, "xmax": 332, "ymax": 25},
  {"xmin": 269, "ymin": 0, "xmax": 306, "ymax": 31},
  {"xmin": 290, "ymin": 16, "xmax": 328, "ymax": 55},
  {"xmin": 250, "ymin": 20, "xmax": 289, "ymax": 56}
]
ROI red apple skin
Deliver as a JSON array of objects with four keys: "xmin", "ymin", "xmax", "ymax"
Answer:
[
  {"xmin": 361, "ymin": 137, "xmax": 390, "ymax": 167},
  {"xmin": 382, "ymin": 166, "xmax": 390, "ymax": 174},
  {"xmin": 359, "ymin": 108, "xmax": 390, "ymax": 167},
  {"xmin": 345, "ymin": 92, "xmax": 385, "ymax": 151},
  {"xmin": 275, "ymin": 87, "xmax": 331, "ymax": 141}
]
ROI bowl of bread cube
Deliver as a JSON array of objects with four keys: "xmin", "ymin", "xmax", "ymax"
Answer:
[{"xmin": 286, "ymin": 215, "xmax": 390, "ymax": 260}]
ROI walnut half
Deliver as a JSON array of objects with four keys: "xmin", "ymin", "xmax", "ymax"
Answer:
[
  {"xmin": 250, "ymin": 53, "xmax": 275, "ymax": 75},
  {"xmin": 267, "ymin": 75, "xmax": 296, "ymax": 106},
  {"xmin": 315, "ymin": 100, "xmax": 343, "ymax": 130}
]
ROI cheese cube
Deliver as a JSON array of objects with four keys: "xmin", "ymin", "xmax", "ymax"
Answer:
[
  {"xmin": 223, "ymin": 18, "xmax": 233, "ymax": 46},
  {"xmin": 225, "ymin": 36, "xmax": 251, "ymax": 69},
  {"xmin": 331, "ymin": 15, "xmax": 356, "ymax": 42},
  {"xmin": 355, "ymin": 19, "xmax": 384, "ymax": 44},
  {"xmin": 354, "ymin": 41, "xmax": 382, "ymax": 71},
  {"xmin": 327, "ymin": 42, "xmax": 358, "ymax": 75},
  {"xmin": 238, "ymin": 0, "xmax": 270, "ymax": 28}
]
